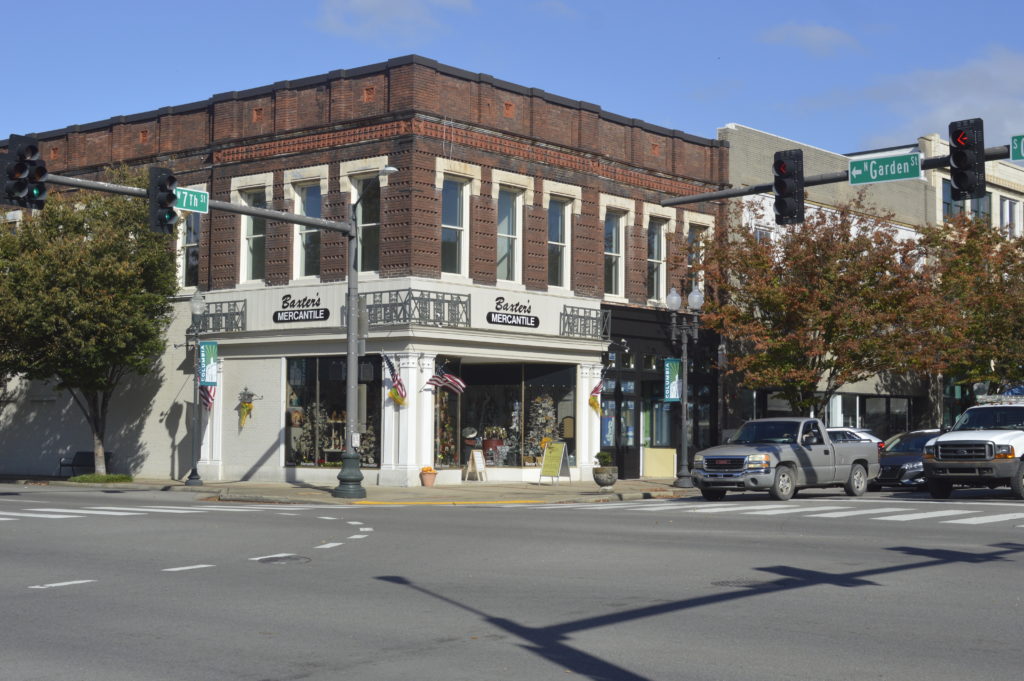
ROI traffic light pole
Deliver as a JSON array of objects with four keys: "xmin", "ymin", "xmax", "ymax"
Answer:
[{"xmin": 661, "ymin": 143, "xmax": 1016, "ymax": 208}]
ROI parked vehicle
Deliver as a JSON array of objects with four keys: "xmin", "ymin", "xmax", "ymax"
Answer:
[
  {"xmin": 827, "ymin": 427, "xmax": 884, "ymax": 452},
  {"xmin": 923, "ymin": 399, "xmax": 1024, "ymax": 499},
  {"xmin": 868, "ymin": 429, "xmax": 940, "ymax": 491},
  {"xmin": 691, "ymin": 417, "xmax": 880, "ymax": 501}
]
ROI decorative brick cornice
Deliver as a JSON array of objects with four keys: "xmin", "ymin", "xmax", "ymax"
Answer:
[{"xmin": 214, "ymin": 116, "xmax": 709, "ymax": 196}]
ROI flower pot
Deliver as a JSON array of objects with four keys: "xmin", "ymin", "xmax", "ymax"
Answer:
[
  {"xmin": 482, "ymin": 438, "xmax": 503, "ymax": 454},
  {"xmin": 420, "ymin": 471, "xmax": 438, "ymax": 487},
  {"xmin": 592, "ymin": 466, "xmax": 618, "ymax": 490}
]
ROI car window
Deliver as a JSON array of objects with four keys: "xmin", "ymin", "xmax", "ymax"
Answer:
[{"xmin": 884, "ymin": 434, "xmax": 934, "ymax": 454}]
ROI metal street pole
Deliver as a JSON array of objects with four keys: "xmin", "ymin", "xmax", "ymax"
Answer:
[
  {"xmin": 186, "ymin": 290, "xmax": 206, "ymax": 486},
  {"xmin": 333, "ymin": 167, "xmax": 396, "ymax": 499},
  {"xmin": 667, "ymin": 285, "xmax": 704, "ymax": 488}
]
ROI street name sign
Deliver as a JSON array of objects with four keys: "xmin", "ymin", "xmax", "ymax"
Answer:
[
  {"xmin": 849, "ymin": 153, "xmax": 922, "ymax": 185},
  {"xmin": 175, "ymin": 187, "xmax": 209, "ymax": 214},
  {"xmin": 1012, "ymin": 135, "xmax": 1024, "ymax": 162}
]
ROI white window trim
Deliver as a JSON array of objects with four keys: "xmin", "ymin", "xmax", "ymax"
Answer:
[
  {"xmin": 230, "ymin": 172, "xmax": 273, "ymax": 286},
  {"xmin": 542, "ymin": 180, "xmax": 581, "ymax": 291},
  {"xmin": 643, "ymin": 202, "xmax": 675, "ymax": 304},
  {"xmin": 435, "ymin": 159, "xmax": 481, "ymax": 281},
  {"xmin": 177, "ymin": 183, "xmax": 207, "ymax": 290},
  {"xmin": 284, "ymin": 165, "xmax": 329, "ymax": 281},
  {"xmin": 339, "ymin": 157, "xmax": 394, "ymax": 280},
  {"xmin": 599, "ymin": 194, "xmax": 634, "ymax": 302},
  {"xmin": 491, "ymin": 169, "xmax": 532, "ymax": 287},
  {"xmin": 682, "ymin": 209, "xmax": 714, "ymax": 294}
]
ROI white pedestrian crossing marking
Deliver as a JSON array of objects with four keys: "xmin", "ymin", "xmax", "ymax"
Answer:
[
  {"xmin": 348, "ymin": 534, "xmax": 368, "ymax": 539},
  {"xmin": 807, "ymin": 507, "xmax": 907, "ymax": 518},
  {"xmin": 163, "ymin": 564, "xmax": 215, "ymax": 572},
  {"xmin": 688, "ymin": 504, "xmax": 792, "ymax": 513},
  {"xmin": 316, "ymin": 542, "xmax": 344, "ymax": 549},
  {"xmin": 875, "ymin": 510, "xmax": 979, "ymax": 521},
  {"xmin": 943, "ymin": 513, "xmax": 1024, "ymax": 525},
  {"xmin": 0, "ymin": 510, "xmax": 83, "ymax": 519},
  {"xmin": 89, "ymin": 506, "xmax": 206, "ymax": 514},
  {"xmin": 743, "ymin": 506, "xmax": 850, "ymax": 515},
  {"xmin": 249, "ymin": 553, "xmax": 295, "ymax": 561},
  {"xmin": 35, "ymin": 508, "xmax": 145, "ymax": 516},
  {"xmin": 28, "ymin": 580, "xmax": 96, "ymax": 590}
]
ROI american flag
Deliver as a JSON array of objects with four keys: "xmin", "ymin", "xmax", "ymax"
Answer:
[
  {"xmin": 425, "ymin": 365, "xmax": 466, "ymax": 394},
  {"xmin": 383, "ymin": 354, "xmax": 406, "ymax": 406},
  {"xmin": 199, "ymin": 385, "xmax": 216, "ymax": 410}
]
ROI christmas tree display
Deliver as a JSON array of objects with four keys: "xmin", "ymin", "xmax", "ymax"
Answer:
[{"xmin": 524, "ymin": 393, "xmax": 556, "ymax": 463}]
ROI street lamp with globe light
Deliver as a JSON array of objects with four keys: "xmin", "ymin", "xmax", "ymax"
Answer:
[{"xmin": 665, "ymin": 284, "xmax": 704, "ymax": 488}]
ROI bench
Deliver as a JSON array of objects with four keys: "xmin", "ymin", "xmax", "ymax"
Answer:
[{"xmin": 58, "ymin": 451, "xmax": 113, "ymax": 477}]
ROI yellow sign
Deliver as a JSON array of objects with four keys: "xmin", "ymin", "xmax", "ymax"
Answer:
[{"xmin": 539, "ymin": 441, "xmax": 568, "ymax": 480}]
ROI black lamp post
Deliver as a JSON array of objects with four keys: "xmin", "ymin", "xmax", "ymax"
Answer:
[
  {"xmin": 186, "ymin": 289, "xmax": 207, "ymax": 486},
  {"xmin": 666, "ymin": 284, "xmax": 704, "ymax": 488},
  {"xmin": 333, "ymin": 166, "xmax": 397, "ymax": 499}
]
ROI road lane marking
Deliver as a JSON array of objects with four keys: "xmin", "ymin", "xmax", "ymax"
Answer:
[
  {"xmin": 317, "ymin": 516, "xmax": 338, "ymax": 520},
  {"xmin": 249, "ymin": 553, "xmax": 296, "ymax": 561},
  {"xmin": 162, "ymin": 565, "xmax": 215, "ymax": 572},
  {"xmin": 875, "ymin": 510, "xmax": 979, "ymax": 521},
  {"xmin": 359, "ymin": 527, "xmax": 373, "ymax": 532},
  {"xmin": 348, "ymin": 534, "xmax": 368, "ymax": 539},
  {"xmin": 0, "ymin": 510, "xmax": 84, "ymax": 519},
  {"xmin": 743, "ymin": 506, "xmax": 851, "ymax": 515},
  {"xmin": 316, "ymin": 542, "xmax": 344, "ymax": 549},
  {"xmin": 687, "ymin": 504, "xmax": 792, "ymax": 513},
  {"xmin": 943, "ymin": 513, "xmax": 1024, "ymax": 525},
  {"xmin": 148, "ymin": 505, "xmax": 263, "ymax": 512},
  {"xmin": 89, "ymin": 506, "xmax": 206, "ymax": 514},
  {"xmin": 347, "ymin": 521, "xmax": 362, "ymax": 525},
  {"xmin": 34, "ymin": 508, "xmax": 146, "ymax": 516},
  {"xmin": 806, "ymin": 507, "xmax": 906, "ymax": 518},
  {"xmin": 28, "ymin": 580, "xmax": 96, "ymax": 590}
]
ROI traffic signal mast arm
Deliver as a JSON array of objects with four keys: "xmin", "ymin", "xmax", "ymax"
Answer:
[
  {"xmin": 661, "ymin": 143, "xmax": 1013, "ymax": 208},
  {"xmin": 43, "ymin": 173, "xmax": 356, "ymax": 235}
]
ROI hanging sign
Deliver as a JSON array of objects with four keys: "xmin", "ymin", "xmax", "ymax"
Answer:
[
  {"xmin": 198, "ymin": 341, "xmax": 218, "ymax": 386},
  {"xmin": 663, "ymin": 358, "xmax": 681, "ymax": 402}
]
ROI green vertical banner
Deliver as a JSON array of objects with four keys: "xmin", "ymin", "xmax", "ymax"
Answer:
[
  {"xmin": 663, "ymin": 358, "xmax": 680, "ymax": 402},
  {"xmin": 199, "ymin": 341, "xmax": 218, "ymax": 386}
]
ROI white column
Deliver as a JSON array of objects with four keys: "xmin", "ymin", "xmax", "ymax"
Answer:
[
  {"xmin": 378, "ymin": 352, "xmax": 426, "ymax": 487},
  {"xmin": 578, "ymin": 362, "xmax": 604, "ymax": 476}
]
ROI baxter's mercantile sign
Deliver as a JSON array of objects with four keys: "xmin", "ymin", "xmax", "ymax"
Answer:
[
  {"xmin": 273, "ymin": 293, "xmax": 330, "ymax": 323},
  {"xmin": 486, "ymin": 296, "xmax": 540, "ymax": 328}
]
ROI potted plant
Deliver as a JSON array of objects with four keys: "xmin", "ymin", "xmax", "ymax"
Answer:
[
  {"xmin": 593, "ymin": 451, "xmax": 618, "ymax": 490},
  {"xmin": 420, "ymin": 466, "xmax": 438, "ymax": 487}
]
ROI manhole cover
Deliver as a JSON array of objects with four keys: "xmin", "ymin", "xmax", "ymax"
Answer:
[{"xmin": 257, "ymin": 555, "xmax": 311, "ymax": 565}]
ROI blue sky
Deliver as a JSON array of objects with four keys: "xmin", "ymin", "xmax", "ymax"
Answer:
[{"xmin": 3, "ymin": 0, "xmax": 1022, "ymax": 157}]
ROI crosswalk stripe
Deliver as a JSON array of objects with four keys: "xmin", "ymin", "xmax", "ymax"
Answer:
[
  {"xmin": 147, "ymin": 505, "xmax": 263, "ymax": 512},
  {"xmin": 687, "ymin": 504, "xmax": 792, "ymax": 513},
  {"xmin": 943, "ymin": 512, "xmax": 1024, "ymax": 525},
  {"xmin": 876, "ymin": 510, "xmax": 979, "ymax": 521},
  {"xmin": 34, "ymin": 508, "xmax": 146, "ymax": 516},
  {"xmin": 743, "ymin": 506, "xmax": 851, "ymax": 515},
  {"xmin": 88, "ymin": 506, "xmax": 206, "ymax": 514},
  {"xmin": 806, "ymin": 507, "xmax": 907, "ymax": 518},
  {"xmin": 162, "ymin": 565, "xmax": 215, "ymax": 572},
  {"xmin": 0, "ymin": 510, "xmax": 84, "ymax": 519}
]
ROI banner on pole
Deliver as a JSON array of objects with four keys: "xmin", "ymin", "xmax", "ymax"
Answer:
[{"xmin": 199, "ymin": 341, "xmax": 218, "ymax": 386}]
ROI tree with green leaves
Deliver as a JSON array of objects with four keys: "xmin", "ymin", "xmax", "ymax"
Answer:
[
  {"xmin": 916, "ymin": 212, "xmax": 1024, "ymax": 394},
  {"xmin": 0, "ymin": 166, "xmax": 178, "ymax": 474},
  {"xmin": 699, "ymin": 197, "xmax": 937, "ymax": 417}
]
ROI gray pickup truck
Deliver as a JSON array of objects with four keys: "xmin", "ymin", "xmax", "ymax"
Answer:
[{"xmin": 691, "ymin": 417, "xmax": 880, "ymax": 501}]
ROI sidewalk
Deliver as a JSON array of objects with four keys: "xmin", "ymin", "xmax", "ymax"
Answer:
[{"xmin": 3, "ymin": 476, "xmax": 702, "ymax": 506}]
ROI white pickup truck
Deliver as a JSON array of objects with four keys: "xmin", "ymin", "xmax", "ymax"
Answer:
[
  {"xmin": 922, "ymin": 399, "xmax": 1024, "ymax": 499},
  {"xmin": 691, "ymin": 417, "xmax": 880, "ymax": 501}
]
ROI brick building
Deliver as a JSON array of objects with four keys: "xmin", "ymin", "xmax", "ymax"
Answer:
[{"xmin": 1, "ymin": 55, "xmax": 728, "ymax": 485}]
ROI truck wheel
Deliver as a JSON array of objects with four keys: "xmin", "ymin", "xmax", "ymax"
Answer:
[
  {"xmin": 1010, "ymin": 462, "xmax": 1024, "ymax": 500},
  {"xmin": 927, "ymin": 478, "xmax": 953, "ymax": 499},
  {"xmin": 769, "ymin": 466, "xmax": 795, "ymax": 501},
  {"xmin": 844, "ymin": 464, "xmax": 867, "ymax": 497},
  {"xmin": 700, "ymin": 489, "xmax": 727, "ymax": 501}
]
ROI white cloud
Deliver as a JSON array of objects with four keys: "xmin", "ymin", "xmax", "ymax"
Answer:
[
  {"xmin": 318, "ymin": 0, "xmax": 474, "ymax": 44},
  {"xmin": 862, "ymin": 46, "xmax": 1024, "ymax": 148},
  {"xmin": 759, "ymin": 23, "xmax": 860, "ymax": 57}
]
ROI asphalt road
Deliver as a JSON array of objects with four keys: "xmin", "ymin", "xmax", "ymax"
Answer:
[{"xmin": 3, "ymin": 486, "xmax": 1023, "ymax": 681}]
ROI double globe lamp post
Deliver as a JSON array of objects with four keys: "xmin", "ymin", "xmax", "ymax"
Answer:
[
  {"xmin": 186, "ymin": 289, "xmax": 207, "ymax": 486},
  {"xmin": 665, "ymin": 284, "xmax": 704, "ymax": 488}
]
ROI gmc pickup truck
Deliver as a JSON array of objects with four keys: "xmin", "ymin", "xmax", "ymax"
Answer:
[
  {"xmin": 691, "ymin": 417, "xmax": 880, "ymax": 501},
  {"xmin": 922, "ymin": 399, "xmax": 1024, "ymax": 499}
]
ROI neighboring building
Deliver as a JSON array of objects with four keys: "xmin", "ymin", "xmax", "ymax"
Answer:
[
  {"xmin": 717, "ymin": 124, "xmax": 935, "ymax": 440},
  {"xmin": 0, "ymin": 55, "xmax": 728, "ymax": 485}
]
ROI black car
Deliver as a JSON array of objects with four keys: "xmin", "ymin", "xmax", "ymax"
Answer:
[{"xmin": 868, "ymin": 429, "xmax": 941, "ymax": 491}]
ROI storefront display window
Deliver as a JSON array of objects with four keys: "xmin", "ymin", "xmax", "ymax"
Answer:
[
  {"xmin": 285, "ymin": 356, "xmax": 380, "ymax": 468},
  {"xmin": 455, "ymin": 363, "xmax": 576, "ymax": 468}
]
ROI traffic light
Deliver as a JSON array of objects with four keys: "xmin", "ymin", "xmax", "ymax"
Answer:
[
  {"xmin": 147, "ymin": 166, "xmax": 178, "ymax": 234},
  {"xmin": 948, "ymin": 118, "xmax": 986, "ymax": 201},
  {"xmin": 1, "ymin": 135, "xmax": 47, "ymax": 210},
  {"xmin": 772, "ymin": 149, "xmax": 804, "ymax": 225}
]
